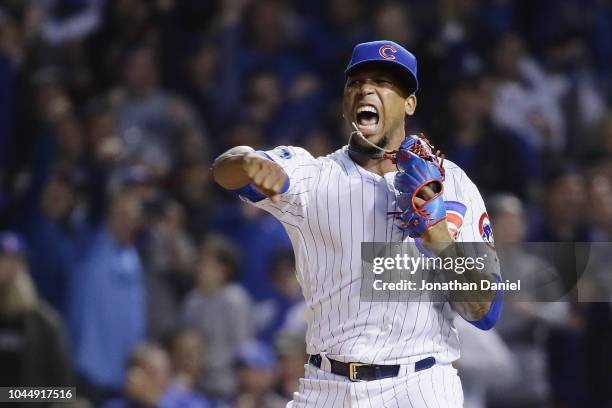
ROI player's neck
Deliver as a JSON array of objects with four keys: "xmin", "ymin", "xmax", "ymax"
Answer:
[
  {"xmin": 348, "ymin": 150, "xmax": 398, "ymax": 176},
  {"xmin": 348, "ymin": 131, "xmax": 404, "ymax": 176}
]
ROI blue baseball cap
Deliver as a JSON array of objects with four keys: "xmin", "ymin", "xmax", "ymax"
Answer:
[
  {"xmin": 235, "ymin": 340, "xmax": 277, "ymax": 369},
  {"xmin": 345, "ymin": 40, "xmax": 418, "ymax": 94}
]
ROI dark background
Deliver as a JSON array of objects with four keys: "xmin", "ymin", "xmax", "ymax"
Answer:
[{"xmin": 0, "ymin": 0, "xmax": 611, "ymax": 407}]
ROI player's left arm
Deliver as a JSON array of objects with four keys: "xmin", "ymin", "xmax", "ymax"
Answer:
[
  {"xmin": 394, "ymin": 138, "xmax": 502, "ymax": 329},
  {"xmin": 419, "ymin": 181, "xmax": 502, "ymax": 330}
]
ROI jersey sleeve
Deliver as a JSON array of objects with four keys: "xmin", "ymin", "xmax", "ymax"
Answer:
[
  {"xmin": 235, "ymin": 146, "xmax": 317, "ymax": 223},
  {"xmin": 453, "ymin": 172, "xmax": 500, "ymax": 277},
  {"xmin": 446, "ymin": 166, "xmax": 503, "ymax": 330},
  {"xmin": 453, "ymin": 172, "xmax": 495, "ymax": 247}
]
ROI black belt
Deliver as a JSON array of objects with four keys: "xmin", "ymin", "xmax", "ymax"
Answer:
[{"xmin": 308, "ymin": 354, "xmax": 436, "ymax": 382}]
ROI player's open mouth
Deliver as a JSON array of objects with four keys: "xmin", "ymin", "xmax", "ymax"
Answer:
[{"xmin": 355, "ymin": 105, "xmax": 379, "ymax": 134}]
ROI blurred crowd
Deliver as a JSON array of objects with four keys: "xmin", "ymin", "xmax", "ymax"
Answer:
[{"xmin": 0, "ymin": 0, "xmax": 611, "ymax": 407}]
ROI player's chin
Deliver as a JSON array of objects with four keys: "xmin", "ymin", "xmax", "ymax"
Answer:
[
  {"xmin": 365, "ymin": 128, "xmax": 387, "ymax": 145},
  {"xmin": 355, "ymin": 121, "xmax": 380, "ymax": 137},
  {"xmin": 353, "ymin": 130, "xmax": 381, "ymax": 148},
  {"xmin": 359, "ymin": 126, "xmax": 386, "ymax": 145}
]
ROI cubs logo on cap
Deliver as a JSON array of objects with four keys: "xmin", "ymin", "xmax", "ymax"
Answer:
[
  {"xmin": 379, "ymin": 45, "xmax": 397, "ymax": 60},
  {"xmin": 345, "ymin": 40, "xmax": 418, "ymax": 94}
]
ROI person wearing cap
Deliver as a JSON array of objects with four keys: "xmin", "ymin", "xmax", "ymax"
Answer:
[
  {"xmin": 213, "ymin": 40, "xmax": 500, "ymax": 407},
  {"xmin": 274, "ymin": 330, "xmax": 307, "ymax": 401},
  {"xmin": 232, "ymin": 340, "xmax": 286, "ymax": 408},
  {"xmin": 101, "ymin": 342, "xmax": 212, "ymax": 408},
  {"xmin": 0, "ymin": 231, "xmax": 74, "ymax": 391}
]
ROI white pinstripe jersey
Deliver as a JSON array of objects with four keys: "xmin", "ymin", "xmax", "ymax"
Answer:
[{"xmin": 244, "ymin": 144, "xmax": 492, "ymax": 365}]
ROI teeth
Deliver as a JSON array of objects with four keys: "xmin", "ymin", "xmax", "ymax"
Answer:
[{"xmin": 357, "ymin": 105, "xmax": 378, "ymax": 114}]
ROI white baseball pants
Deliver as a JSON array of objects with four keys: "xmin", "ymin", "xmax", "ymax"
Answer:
[{"xmin": 288, "ymin": 360, "xmax": 464, "ymax": 407}]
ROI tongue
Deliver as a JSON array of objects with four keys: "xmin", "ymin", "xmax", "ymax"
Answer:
[{"xmin": 358, "ymin": 113, "xmax": 378, "ymax": 126}]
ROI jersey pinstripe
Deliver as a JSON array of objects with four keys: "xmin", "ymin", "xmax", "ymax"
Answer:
[{"xmin": 243, "ymin": 144, "xmax": 491, "ymax": 366}]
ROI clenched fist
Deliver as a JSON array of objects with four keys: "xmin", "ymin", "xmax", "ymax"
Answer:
[{"xmin": 242, "ymin": 152, "xmax": 287, "ymax": 202}]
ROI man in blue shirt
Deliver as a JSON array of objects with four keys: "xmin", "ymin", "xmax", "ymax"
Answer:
[{"xmin": 69, "ymin": 190, "xmax": 147, "ymax": 402}]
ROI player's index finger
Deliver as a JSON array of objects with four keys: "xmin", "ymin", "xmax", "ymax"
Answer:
[
  {"xmin": 413, "ymin": 195, "xmax": 426, "ymax": 208},
  {"xmin": 261, "ymin": 173, "xmax": 277, "ymax": 190},
  {"xmin": 420, "ymin": 184, "xmax": 436, "ymax": 199}
]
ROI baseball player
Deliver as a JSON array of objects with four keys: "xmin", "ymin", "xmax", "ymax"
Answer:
[{"xmin": 213, "ymin": 40, "xmax": 503, "ymax": 407}]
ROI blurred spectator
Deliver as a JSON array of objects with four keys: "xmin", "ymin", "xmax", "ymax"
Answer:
[
  {"xmin": 52, "ymin": 112, "xmax": 86, "ymax": 167},
  {"xmin": 541, "ymin": 34, "xmax": 606, "ymax": 151},
  {"xmin": 0, "ymin": 11, "xmax": 20, "ymax": 173},
  {"xmin": 238, "ymin": 0, "xmax": 304, "ymax": 86},
  {"xmin": 273, "ymin": 331, "xmax": 307, "ymax": 401},
  {"xmin": 278, "ymin": 300, "xmax": 307, "ymax": 337},
  {"xmin": 102, "ymin": 342, "xmax": 211, "ymax": 408},
  {"xmin": 580, "ymin": 168, "xmax": 612, "ymax": 299},
  {"xmin": 69, "ymin": 190, "xmax": 146, "ymax": 404},
  {"xmin": 173, "ymin": 162, "xmax": 217, "ymax": 241},
  {"xmin": 586, "ymin": 165, "xmax": 612, "ymax": 241},
  {"xmin": 82, "ymin": 99, "xmax": 125, "ymax": 206},
  {"xmin": 529, "ymin": 165, "xmax": 592, "ymax": 242},
  {"xmin": 373, "ymin": 2, "xmax": 415, "ymax": 48},
  {"xmin": 299, "ymin": 127, "xmax": 337, "ymax": 159},
  {"xmin": 442, "ymin": 78, "xmax": 540, "ymax": 199},
  {"xmin": 164, "ymin": 329, "xmax": 208, "ymax": 398},
  {"xmin": 490, "ymin": 33, "xmax": 567, "ymax": 152},
  {"xmin": 255, "ymin": 249, "xmax": 302, "ymax": 343},
  {"xmin": 490, "ymin": 193, "xmax": 568, "ymax": 299},
  {"xmin": 230, "ymin": 67, "xmax": 326, "ymax": 146},
  {"xmin": 34, "ymin": 0, "xmax": 104, "ymax": 46},
  {"xmin": 112, "ymin": 44, "xmax": 206, "ymax": 177},
  {"xmin": 142, "ymin": 198, "xmax": 197, "ymax": 338},
  {"xmin": 222, "ymin": 120, "xmax": 265, "ymax": 153},
  {"xmin": 593, "ymin": 112, "xmax": 612, "ymax": 157},
  {"xmin": 455, "ymin": 317, "xmax": 519, "ymax": 408},
  {"xmin": 232, "ymin": 340, "xmax": 285, "ymax": 408},
  {"xmin": 19, "ymin": 169, "xmax": 82, "ymax": 316},
  {"xmin": 487, "ymin": 194, "xmax": 570, "ymax": 407},
  {"xmin": 489, "ymin": 195, "xmax": 528, "ymax": 245},
  {"xmin": 582, "ymin": 302, "xmax": 612, "ymax": 407},
  {"xmin": 298, "ymin": 0, "xmax": 368, "ymax": 79},
  {"xmin": 212, "ymin": 202, "xmax": 291, "ymax": 301},
  {"xmin": 279, "ymin": 72, "xmax": 328, "ymax": 145},
  {"xmin": 84, "ymin": 99, "xmax": 123, "ymax": 166},
  {"xmin": 181, "ymin": 235, "xmax": 253, "ymax": 400},
  {"xmin": 242, "ymin": 69, "xmax": 282, "ymax": 130},
  {"xmin": 0, "ymin": 231, "xmax": 73, "ymax": 387},
  {"xmin": 579, "ymin": 171, "xmax": 612, "ymax": 406},
  {"xmin": 182, "ymin": 43, "xmax": 220, "ymax": 132}
]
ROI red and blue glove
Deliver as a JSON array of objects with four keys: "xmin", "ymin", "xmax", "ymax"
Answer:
[{"xmin": 394, "ymin": 136, "xmax": 446, "ymax": 238}]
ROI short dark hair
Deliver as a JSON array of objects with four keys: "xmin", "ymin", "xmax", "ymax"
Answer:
[
  {"xmin": 126, "ymin": 342, "xmax": 164, "ymax": 369},
  {"xmin": 161, "ymin": 327, "xmax": 207, "ymax": 354},
  {"xmin": 199, "ymin": 235, "xmax": 240, "ymax": 280}
]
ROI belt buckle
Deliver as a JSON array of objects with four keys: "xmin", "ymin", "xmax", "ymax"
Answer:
[{"xmin": 348, "ymin": 362, "xmax": 366, "ymax": 382}]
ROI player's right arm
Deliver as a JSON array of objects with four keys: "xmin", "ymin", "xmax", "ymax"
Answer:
[
  {"xmin": 212, "ymin": 146, "xmax": 288, "ymax": 203},
  {"xmin": 213, "ymin": 145, "xmax": 316, "ymax": 222}
]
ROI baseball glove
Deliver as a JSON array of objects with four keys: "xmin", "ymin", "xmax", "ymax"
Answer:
[{"xmin": 393, "ymin": 135, "xmax": 446, "ymax": 238}]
